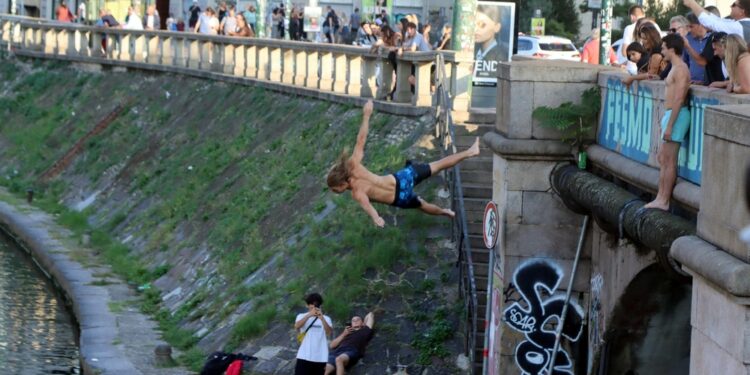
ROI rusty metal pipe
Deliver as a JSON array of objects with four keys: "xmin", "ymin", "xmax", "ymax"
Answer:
[{"xmin": 551, "ymin": 164, "xmax": 695, "ymax": 277}]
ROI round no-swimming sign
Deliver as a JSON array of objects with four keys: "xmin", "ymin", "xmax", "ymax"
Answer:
[{"xmin": 483, "ymin": 201, "xmax": 499, "ymax": 249}]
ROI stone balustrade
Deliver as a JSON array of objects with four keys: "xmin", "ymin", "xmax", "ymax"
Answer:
[{"xmin": 0, "ymin": 14, "xmax": 473, "ymax": 110}]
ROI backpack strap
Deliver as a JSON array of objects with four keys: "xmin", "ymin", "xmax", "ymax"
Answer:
[{"xmin": 304, "ymin": 317, "xmax": 318, "ymax": 334}]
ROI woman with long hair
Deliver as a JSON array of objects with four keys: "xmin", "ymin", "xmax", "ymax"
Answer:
[
  {"xmin": 723, "ymin": 34, "xmax": 750, "ymax": 94},
  {"xmin": 622, "ymin": 24, "xmax": 666, "ymax": 86}
]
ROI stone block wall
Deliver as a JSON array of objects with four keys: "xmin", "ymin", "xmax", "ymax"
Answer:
[
  {"xmin": 699, "ymin": 105, "xmax": 750, "ymax": 262},
  {"xmin": 496, "ymin": 59, "xmax": 612, "ymax": 140}
]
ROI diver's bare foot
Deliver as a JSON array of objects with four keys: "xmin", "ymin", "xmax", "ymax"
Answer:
[
  {"xmin": 443, "ymin": 209, "xmax": 455, "ymax": 218},
  {"xmin": 468, "ymin": 137, "xmax": 480, "ymax": 157},
  {"xmin": 643, "ymin": 200, "xmax": 669, "ymax": 211}
]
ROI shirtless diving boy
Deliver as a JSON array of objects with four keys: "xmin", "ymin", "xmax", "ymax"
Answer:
[{"xmin": 326, "ymin": 100, "xmax": 480, "ymax": 227}]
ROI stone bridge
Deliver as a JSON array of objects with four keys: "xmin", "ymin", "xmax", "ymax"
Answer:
[{"xmin": 5, "ymin": 13, "xmax": 750, "ymax": 375}]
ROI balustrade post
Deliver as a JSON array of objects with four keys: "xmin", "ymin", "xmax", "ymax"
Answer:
[
  {"xmin": 319, "ymin": 52, "xmax": 333, "ymax": 91},
  {"xmin": 269, "ymin": 46, "xmax": 282, "ymax": 81},
  {"xmin": 452, "ymin": 54, "xmax": 473, "ymax": 112},
  {"xmin": 257, "ymin": 45, "xmax": 269, "ymax": 80},
  {"xmin": 199, "ymin": 41, "xmax": 213, "ymax": 70},
  {"xmin": 56, "ymin": 29, "xmax": 70, "ymax": 55},
  {"xmin": 134, "ymin": 34, "xmax": 146, "ymax": 62},
  {"xmin": 377, "ymin": 56, "xmax": 394, "ymax": 100},
  {"xmin": 107, "ymin": 34, "xmax": 118, "ymax": 58},
  {"xmin": 1, "ymin": 20, "xmax": 9, "ymax": 44},
  {"xmin": 281, "ymin": 48, "xmax": 294, "ymax": 84},
  {"xmin": 43, "ymin": 29, "xmax": 55, "ymax": 54},
  {"xmin": 393, "ymin": 59, "xmax": 412, "ymax": 103},
  {"xmin": 361, "ymin": 56, "xmax": 377, "ymax": 98},
  {"xmin": 223, "ymin": 44, "xmax": 235, "ymax": 74},
  {"xmin": 413, "ymin": 61, "xmax": 432, "ymax": 106},
  {"xmin": 211, "ymin": 41, "xmax": 223, "ymax": 72},
  {"xmin": 175, "ymin": 38, "xmax": 189, "ymax": 67},
  {"xmin": 234, "ymin": 44, "xmax": 246, "ymax": 76},
  {"xmin": 147, "ymin": 35, "xmax": 160, "ymax": 64},
  {"xmin": 305, "ymin": 51, "xmax": 319, "ymax": 89},
  {"xmin": 347, "ymin": 54, "xmax": 363, "ymax": 97},
  {"xmin": 119, "ymin": 33, "xmax": 132, "ymax": 61},
  {"xmin": 293, "ymin": 50, "xmax": 307, "ymax": 86},
  {"xmin": 245, "ymin": 45, "xmax": 258, "ymax": 77},
  {"xmin": 332, "ymin": 53, "xmax": 347, "ymax": 94},
  {"xmin": 188, "ymin": 39, "xmax": 200, "ymax": 68}
]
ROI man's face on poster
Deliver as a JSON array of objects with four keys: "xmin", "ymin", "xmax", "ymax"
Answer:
[{"xmin": 475, "ymin": 12, "xmax": 500, "ymax": 44}]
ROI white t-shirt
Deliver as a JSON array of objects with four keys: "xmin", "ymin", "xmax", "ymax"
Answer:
[{"xmin": 296, "ymin": 313, "xmax": 332, "ymax": 363}]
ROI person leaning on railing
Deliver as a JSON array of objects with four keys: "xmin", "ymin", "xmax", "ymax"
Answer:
[
  {"xmin": 228, "ymin": 14, "xmax": 254, "ymax": 37},
  {"xmin": 722, "ymin": 33, "xmax": 750, "ymax": 93}
]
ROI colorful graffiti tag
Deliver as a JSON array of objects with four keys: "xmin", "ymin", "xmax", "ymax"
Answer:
[
  {"xmin": 598, "ymin": 78, "xmax": 719, "ymax": 185},
  {"xmin": 503, "ymin": 260, "xmax": 584, "ymax": 375}
]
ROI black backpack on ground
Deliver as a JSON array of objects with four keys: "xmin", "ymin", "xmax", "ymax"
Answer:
[{"xmin": 200, "ymin": 351, "xmax": 257, "ymax": 375}]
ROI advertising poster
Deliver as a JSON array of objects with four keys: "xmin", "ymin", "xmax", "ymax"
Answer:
[
  {"xmin": 531, "ymin": 17, "xmax": 545, "ymax": 36},
  {"xmin": 361, "ymin": 0, "xmax": 392, "ymax": 23},
  {"xmin": 472, "ymin": 1, "xmax": 515, "ymax": 108},
  {"xmin": 303, "ymin": 6, "xmax": 321, "ymax": 33}
]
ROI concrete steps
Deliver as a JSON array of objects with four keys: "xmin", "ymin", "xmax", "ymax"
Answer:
[{"xmin": 452, "ymin": 109, "xmax": 496, "ymax": 371}]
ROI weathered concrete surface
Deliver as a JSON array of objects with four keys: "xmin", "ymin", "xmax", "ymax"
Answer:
[
  {"xmin": 687, "ymin": 272, "xmax": 750, "ymax": 374},
  {"xmin": 699, "ymin": 105, "xmax": 750, "ymax": 262},
  {"xmin": 672, "ymin": 236, "xmax": 750, "ymax": 297},
  {"xmin": 496, "ymin": 59, "xmax": 616, "ymax": 140},
  {"xmin": 0, "ymin": 189, "xmax": 188, "ymax": 375}
]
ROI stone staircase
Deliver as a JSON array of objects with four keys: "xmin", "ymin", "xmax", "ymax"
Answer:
[{"xmin": 452, "ymin": 109, "xmax": 495, "ymax": 373}]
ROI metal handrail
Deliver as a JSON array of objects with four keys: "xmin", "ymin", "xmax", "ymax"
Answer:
[{"xmin": 433, "ymin": 53, "xmax": 479, "ymax": 374}]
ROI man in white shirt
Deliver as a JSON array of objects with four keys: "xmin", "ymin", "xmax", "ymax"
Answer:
[
  {"xmin": 683, "ymin": 0, "xmax": 750, "ymax": 41},
  {"xmin": 295, "ymin": 293, "xmax": 333, "ymax": 374},
  {"xmin": 77, "ymin": 1, "xmax": 86, "ymax": 23}
]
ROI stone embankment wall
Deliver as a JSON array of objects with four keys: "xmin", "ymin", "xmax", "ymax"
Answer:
[{"xmin": 0, "ymin": 59, "xmax": 469, "ymax": 374}]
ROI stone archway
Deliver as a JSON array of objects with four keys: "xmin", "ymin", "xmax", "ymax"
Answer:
[{"xmin": 603, "ymin": 263, "xmax": 691, "ymax": 375}]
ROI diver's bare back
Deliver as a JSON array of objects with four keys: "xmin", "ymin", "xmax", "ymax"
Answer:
[{"xmin": 348, "ymin": 162, "xmax": 397, "ymax": 205}]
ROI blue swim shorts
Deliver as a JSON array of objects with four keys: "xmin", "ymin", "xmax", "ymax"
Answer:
[
  {"xmin": 392, "ymin": 161, "xmax": 431, "ymax": 209},
  {"xmin": 660, "ymin": 107, "xmax": 691, "ymax": 143}
]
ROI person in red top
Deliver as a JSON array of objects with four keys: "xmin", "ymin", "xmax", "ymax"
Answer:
[
  {"xmin": 56, "ymin": 0, "xmax": 74, "ymax": 22},
  {"xmin": 581, "ymin": 29, "xmax": 618, "ymax": 65}
]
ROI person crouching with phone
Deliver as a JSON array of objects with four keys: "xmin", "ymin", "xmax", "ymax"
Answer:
[
  {"xmin": 295, "ymin": 293, "xmax": 334, "ymax": 374},
  {"xmin": 325, "ymin": 312, "xmax": 375, "ymax": 375}
]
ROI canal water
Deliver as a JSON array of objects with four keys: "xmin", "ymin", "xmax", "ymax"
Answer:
[{"xmin": 0, "ymin": 232, "xmax": 80, "ymax": 374}]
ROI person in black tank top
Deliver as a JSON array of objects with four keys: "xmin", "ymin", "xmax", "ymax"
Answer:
[{"xmin": 325, "ymin": 312, "xmax": 375, "ymax": 374}]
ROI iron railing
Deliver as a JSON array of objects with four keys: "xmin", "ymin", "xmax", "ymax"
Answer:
[{"xmin": 433, "ymin": 53, "xmax": 480, "ymax": 374}]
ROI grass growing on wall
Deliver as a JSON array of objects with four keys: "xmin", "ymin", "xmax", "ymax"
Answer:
[{"xmin": 0, "ymin": 60, "xmax": 457, "ymax": 371}]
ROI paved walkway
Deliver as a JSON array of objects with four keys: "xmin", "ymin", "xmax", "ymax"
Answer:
[{"xmin": 0, "ymin": 189, "xmax": 190, "ymax": 375}]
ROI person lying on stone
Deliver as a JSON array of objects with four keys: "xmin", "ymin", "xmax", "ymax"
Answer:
[
  {"xmin": 324, "ymin": 312, "xmax": 375, "ymax": 375},
  {"xmin": 326, "ymin": 99, "xmax": 480, "ymax": 227}
]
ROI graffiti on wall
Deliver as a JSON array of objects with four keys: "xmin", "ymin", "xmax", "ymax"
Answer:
[
  {"xmin": 598, "ymin": 78, "xmax": 720, "ymax": 185},
  {"xmin": 599, "ymin": 78, "xmax": 653, "ymax": 164},
  {"xmin": 587, "ymin": 274, "xmax": 605, "ymax": 374},
  {"xmin": 503, "ymin": 260, "xmax": 584, "ymax": 375}
]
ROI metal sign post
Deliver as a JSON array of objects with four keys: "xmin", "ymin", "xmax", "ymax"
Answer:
[
  {"xmin": 482, "ymin": 201, "xmax": 499, "ymax": 375},
  {"xmin": 598, "ymin": 0, "xmax": 612, "ymax": 65}
]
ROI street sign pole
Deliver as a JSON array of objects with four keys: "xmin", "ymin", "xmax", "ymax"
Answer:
[{"xmin": 598, "ymin": 0, "xmax": 612, "ymax": 65}]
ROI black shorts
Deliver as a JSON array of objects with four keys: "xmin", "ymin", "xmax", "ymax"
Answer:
[
  {"xmin": 392, "ymin": 160, "xmax": 431, "ymax": 209},
  {"xmin": 295, "ymin": 359, "xmax": 326, "ymax": 375},
  {"xmin": 327, "ymin": 347, "xmax": 363, "ymax": 367}
]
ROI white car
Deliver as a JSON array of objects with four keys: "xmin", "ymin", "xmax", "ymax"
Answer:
[{"xmin": 516, "ymin": 35, "xmax": 581, "ymax": 61}]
